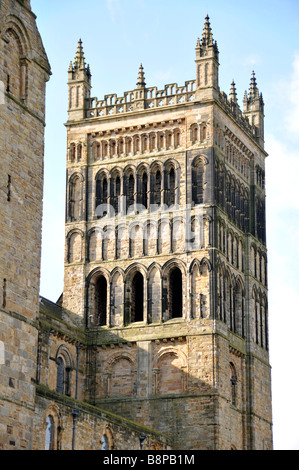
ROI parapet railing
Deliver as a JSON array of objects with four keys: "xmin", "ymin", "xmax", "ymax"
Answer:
[{"xmin": 85, "ymin": 80, "xmax": 197, "ymax": 118}]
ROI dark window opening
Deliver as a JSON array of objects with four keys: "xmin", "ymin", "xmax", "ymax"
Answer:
[
  {"xmin": 6, "ymin": 73, "xmax": 10, "ymax": 93},
  {"xmin": 165, "ymin": 167, "xmax": 176, "ymax": 206},
  {"xmin": 142, "ymin": 172, "xmax": 148, "ymax": 209},
  {"xmin": 127, "ymin": 174, "xmax": 135, "ymax": 211},
  {"xmin": 131, "ymin": 272, "xmax": 144, "ymax": 322},
  {"xmin": 192, "ymin": 160, "xmax": 204, "ymax": 205},
  {"xmin": 95, "ymin": 276, "xmax": 107, "ymax": 326},
  {"xmin": 169, "ymin": 268, "xmax": 182, "ymax": 318},
  {"xmin": 56, "ymin": 357, "xmax": 64, "ymax": 394},
  {"xmin": 154, "ymin": 170, "xmax": 161, "ymax": 206},
  {"xmin": 111, "ymin": 175, "xmax": 121, "ymax": 214},
  {"xmin": 96, "ymin": 177, "xmax": 108, "ymax": 217}
]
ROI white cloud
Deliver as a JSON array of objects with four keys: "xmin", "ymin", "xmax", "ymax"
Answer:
[
  {"xmin": 106, "ymin": 0, "xmax": 121, "ymax": 22},
  {"xmin": 241, "ymin": 53, "xmax": 261, "ymax": 67},
  {"xmin": 265, "ymin": 52, "xmax": 299, "ymax": 450},
  {"xmin": 279, "ymin": 52, "xmax": 299, "ymax": 135},
  {"xmin": 266, "ymin": 134, "xmax": 299, "ymax": 211}
]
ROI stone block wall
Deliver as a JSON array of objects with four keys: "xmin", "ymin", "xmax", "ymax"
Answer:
[{"xmin": 0, "ymin": 0, "xmax": 50, "ymax": 450}]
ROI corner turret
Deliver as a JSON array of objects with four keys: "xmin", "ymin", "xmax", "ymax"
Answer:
[
  {"xmin": 195, "ymin": 15, "xmax": 219, "ymax": 100},
  {"xmin": 243, "ymin": 71, "xmax": 264, "ymax": 147},
  {"xmin": 67, "ymin": 39, "xmax": 92, "ymax": 121}
]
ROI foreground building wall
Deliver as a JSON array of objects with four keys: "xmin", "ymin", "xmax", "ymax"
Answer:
[{"xmin": 0, "ymin": 0, "xmax": 51, "ymax": 450}]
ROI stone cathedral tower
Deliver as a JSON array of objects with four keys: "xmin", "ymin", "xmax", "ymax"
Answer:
[{"xmin": 60, "ymin": 15, "xmax": 272, "ymax": 450}]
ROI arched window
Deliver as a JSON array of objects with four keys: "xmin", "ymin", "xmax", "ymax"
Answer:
[
  {"xmin": 190, "ymin": 124, "xmax": 198, "ymax": 143},
  {"xmin": 230, "ymin": 363, "xmax": 237, "ymax": 406},
  {"xmin": 70, "ymin": 143, "xmax": 76, "ymax": 162},
  {"xmin": 174, "ymin": 129, "xmax": 180, "ymax": 148},
  {"xmin": 131, "ymin": 272, "xmax": 144, "ymax": 323},
  {"xmin": 77, "ymin": 144, "xmax": 82, "ymax": 161},
  {"xmin": 148, "ymin": 267, "xmax": 161, "ymax": 324},
  {"xmin": 200, "ymin": 124, "xmax": 207, "ymax": 141},
  {"xmin": 95, "ymin": 275, "xmax": 107, "ymax": 326},
  {"xmin": 45, "ymin": 416, "xmax": 54, "ymax": 450},
  {"xmin": 234, "ymin": 280, "xmax": 244, "ymax": 337},
  {"xmin": 126, "ymin": 173, "xmax": 135, "ymax": 212},
  {"xmin": 169, "ymin": 267, "xmax": 182, "ymax": 319},
  {"xmin": 96, "ymin": 175, "xmax": 108, "ymax": 208},
  {"xmin": 110, "ymin": 271, "xmax": 123, "ymax": 327},
  {"xmin": 101, "ymin": 435, "xmax": 109, "ymax": 450},
  {"xmin": 68, "ymin": 231, "xmax": 82, "ymax": 263},
  {"xmin": 111, "ymin": 174, "xmax": 121, "ymax": 214},
  {"xmin": 165, "ymin": 166, "xmax": 176, "ymax": 206},
  {"xmin": 69, "ymin": 175, "xmax": 82, "ymax": 221},
  {"xmin": 56, "ymin": 357, "xmax": 64, "ymax": 394},
  {"xmin": 153, "ymin": 169, "xmax": 162, "ymax": 206},
  {"xmin": 141, "ymin": 172, "xmax": 148, "ymax": 209},
  {"xmin": 4, "ymin": 28, "xmax": 27, "ymax": 101},
  {"xmin": 56, "ymin": 353, "xmax": 72, "ymax": 396},
  {"xmin": 192, "ymin": 158, "xmax": 204, "ymax": 205}
]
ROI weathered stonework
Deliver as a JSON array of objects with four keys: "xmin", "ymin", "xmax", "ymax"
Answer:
[
  {"xmin": 0, "ymin": 0, "xmax": 50, "ymax": 450},
  {"xmin": 0, "ymin": 6, "xmax": 272, "ymax": 451},
  {"xmin": 55, "ymin": 15, "xmax": 272, "ymax": 450}
]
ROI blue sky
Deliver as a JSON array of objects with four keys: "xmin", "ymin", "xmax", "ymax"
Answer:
[{"xmin": 31, "ymin": 0, "xmax": 299, "ymax": 450}]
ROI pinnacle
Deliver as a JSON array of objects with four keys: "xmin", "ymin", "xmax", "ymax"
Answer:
[
  {"xmin": 230, "ymin": 80, "xmax": 238, "ymax": 103},
  {"xmin": 136, "ymin": 63, "xmax": 146, "ymax": 88},
  {"xmin": 202, "ymin": 13, "xmax": 213, "ymax": 46},
  {"xmin": 249, "ymin": 70, "xmax": 259, "ymax": 100},
  {"xmin": 74, "ymin": 38, "xmax": 85, "ymax": 67}
]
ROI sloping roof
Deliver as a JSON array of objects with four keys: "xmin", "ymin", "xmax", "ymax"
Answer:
[{"xmin": 39, "ymin": 296, "xmax": 62, "ymax": 319}]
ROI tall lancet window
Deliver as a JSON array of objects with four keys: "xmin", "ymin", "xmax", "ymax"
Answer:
[
  {"xmin": 95, "ymin": 275, "xmax": 107, "ymax": 326},
  {"xmin": 169, "ymin": 267, "xmax": 183, "ymax": 319},
  {"xmin": 45, "ymin": 416, "xmax": 54, "ymax": 450},
  {"xmin": 192, "ymin": 158, "xmax": 204, "ymax": 205},
  {"xmin": 131, "ymin": 272, "xmax": 144, "ymax": 323}
]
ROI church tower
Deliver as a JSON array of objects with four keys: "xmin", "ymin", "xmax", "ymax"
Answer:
[
  {"xmin": 62, "ymin": 16, "xmax": 272, "ymax": 450},
  {"xmin": 0, "ymin": 0, "xmax": 51, "ymax": 449}
]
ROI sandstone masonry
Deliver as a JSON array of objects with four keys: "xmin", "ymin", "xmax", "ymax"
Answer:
[{"xmin": 0, "ymin": 4, "xmax": 272, "ymax": 450}]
